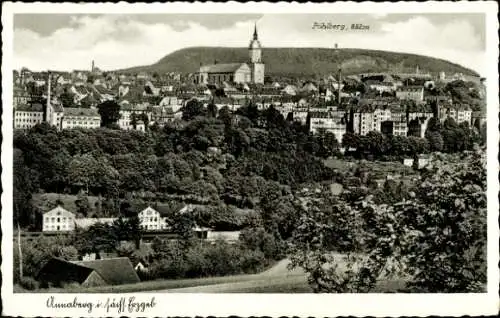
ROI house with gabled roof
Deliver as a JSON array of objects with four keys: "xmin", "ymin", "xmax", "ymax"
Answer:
[
  {"xmin": 138, "ymin": 206, "xmax": 171, "ymax": 231},
  {"xmin": 37, "ymin": 257, "xmax": 140, "ymax": 288},
  {"xmin": 42, "ymin": 206, "xmax": 76, "ymax": 232}
]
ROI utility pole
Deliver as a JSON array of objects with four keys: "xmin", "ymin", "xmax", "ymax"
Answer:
[{"xmin": 18, "ymin": 221, "xmax": 23, "ymax": 279}]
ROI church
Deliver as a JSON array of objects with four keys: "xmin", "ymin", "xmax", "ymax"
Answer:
[{"xmin": 195, "ymin": 24, "xmax": 265, "ymax": 85}]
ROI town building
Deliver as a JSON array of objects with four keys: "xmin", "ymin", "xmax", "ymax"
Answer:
[
  {"xmin": 13, "ymin": 87, "xmax": 30, "ymax": 108},
  {"xmin": 42, "ymin": 206, "xmax": 76, "ymax": 232},
  {"xmin": 439, "ymin": 105, "xmax": 472, "ymax": 125},
  {"xmin": 309, "ymin": 110, "xmax": 347, "ymax": 144},
  {"xmin": 353, "ymin": 111, "xmax": 375, "ymax": 135},
  {"xmin": 118, "ymin": 103, "xmax": 150, "ymax": 130},
  {"xmin": 150, "ymin": 106, "xmax": 175, "ymax": 126},
  {"xmin": 14, "ymin": 104, "xmax": 44, "ymax": 129},
  {"xmin": 380, "ymin": 111, "xmax": 408, "ymax": 136},
  {"xmin": 396, "ymin": 86, "xmax": 424, "ymax": 102},
  {"xmin": 61, "ymin": 108, "xmax": 101, "ymax": 129}
]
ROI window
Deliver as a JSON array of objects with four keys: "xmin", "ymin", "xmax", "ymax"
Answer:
[
  {"xmin": 57, "ymin": 217, "xmax": 60, "ymax": 222},
  {"xmin": 51, "ymin": 217, "xmax": 55, "ymax": 222}
]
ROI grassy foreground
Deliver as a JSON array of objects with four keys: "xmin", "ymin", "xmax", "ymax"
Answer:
[{"xmin": 15, "ymin": 258, "xmax": 408, "ymax": 293}]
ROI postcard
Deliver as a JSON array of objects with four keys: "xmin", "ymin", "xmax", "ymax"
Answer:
[{"xmin": 1, "ymin": 1, "xmax": 499, "ymax": 317}]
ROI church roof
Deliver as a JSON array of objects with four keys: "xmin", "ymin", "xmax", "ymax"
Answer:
[{"xmin": 199, "ymin": 63, "xmax": 248, "ymax": 74}]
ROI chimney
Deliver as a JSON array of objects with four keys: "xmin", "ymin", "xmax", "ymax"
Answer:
[
  {"xmin": 91, "ymin": 60, "xmax": 95, "ymax": 72},
  {"xmin": 214, "ymin": 60, "xmax": 218, "ymax": 65}
]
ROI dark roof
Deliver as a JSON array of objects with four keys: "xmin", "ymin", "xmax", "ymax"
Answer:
[
  {"xmin": 37, "ymin": 258, "xmax": 94, "ymax": 285},
  {"xmin": 200, "ymin": 63, "xmax": 247, "ymax": 74},
  {"xmin": 73, "ymin": 257, "xmax": 140, "ymax": 285},
  {"xmin": 16, "ymin": 103, "xmax": 44, "ymax": 112},
  {"xmin": 63, "ymin": 107, "xmax": 100, "ymax": 117}
]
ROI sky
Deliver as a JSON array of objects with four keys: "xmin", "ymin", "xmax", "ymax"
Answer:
[{"xmin": 13, "ymin": 13, "xmax": 486, "ymax": 75}]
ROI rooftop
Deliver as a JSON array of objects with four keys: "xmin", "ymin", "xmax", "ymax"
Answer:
[
  {"xmin": 63, "ymin": 107, "xmax": 100, "ymax": 117},
  {"xmin": 199, "ymin": 63, "xmax": 248, "ymax": 74},
  {"xmin": 72, "ymin": 257, "xmax": 140, "ymax": 285},
  {"xmin": 16, "ymin": 103, "xmax": 44, "ymax": 112}
]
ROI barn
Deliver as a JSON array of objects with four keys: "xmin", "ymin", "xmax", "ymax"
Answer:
[{"xmin": 37, "ymin": 257, "xmax": 140, "ymax": 288}]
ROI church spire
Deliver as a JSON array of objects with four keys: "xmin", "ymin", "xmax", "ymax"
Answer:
[{"xmin": 253, "ymin": 22, "xmax": 258, "ymax": 40}]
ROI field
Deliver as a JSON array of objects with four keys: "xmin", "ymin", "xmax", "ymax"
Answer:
[{"xmin": 15, "ymin": 258, "xmax": 407, "ymax": 293}]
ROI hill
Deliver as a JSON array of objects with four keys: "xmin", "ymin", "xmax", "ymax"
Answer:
[{"xmin": 120, "ymin": 47, "xmax": 479, "ymax": 78}]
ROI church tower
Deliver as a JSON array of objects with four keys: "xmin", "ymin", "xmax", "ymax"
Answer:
[{"xmin": 249, "ymin": 23, "xmax": 265, "ymax": 84}]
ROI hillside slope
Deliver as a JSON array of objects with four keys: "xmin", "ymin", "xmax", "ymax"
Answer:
[{"xmin": 121, "ymin": 47, "xmax": 479, "ymax": 78}]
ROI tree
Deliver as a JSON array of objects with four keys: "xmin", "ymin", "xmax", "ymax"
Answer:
[
  {"xmin": 426, "ymin": 131, "xmax": 444, "ymax": 152},
  {"xmin": 289, "ymin": 148, "xmax": 487, "ymax": 292},
  {"xmin": 97, "ymin": 100, "xmax": 121, "ymax": 127},
  {"xmin": 13, "ymin": 149, "xmax": 39, "ymax": 228},
  {"xmin": 182, "ymin": 99, "xmax": 205, "ymax": 121},
  {"xmin": 218, "ymin": 106, "xmax": 232, "ymax": 127},
  {"xmin": 75, "ymin": 191, "xmax": 91, "ymax": 217},
  {"xmin": 60, "ymin": 90, "xmax": 75, "ymax": 108},
  {"xmin": 207, "ymin": 103, "xmax": 218, "ymax": 118},
  {"xmin": 342, "ymin": 132, "xmax": 359, "ymax": 149}
]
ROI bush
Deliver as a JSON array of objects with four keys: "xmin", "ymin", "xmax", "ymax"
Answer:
[
  {"xmin": 240, "ymin": 227, "xmax": 284, "ymax": 260},
  {"xmin": 19, "ymin": 276, "xmax": 39, "ymax": 290},
  {"xmin": 239, "ymin": 249, "xmax": 267, "ymax": 273},
  {"xmin": 202, "ymin": 240, "xmax": 242, "ymax": 276}
]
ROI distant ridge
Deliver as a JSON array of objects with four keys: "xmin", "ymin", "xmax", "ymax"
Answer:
[{"xmin": 119, "ymin": 47, "xmax": 479, "ymax": 78}]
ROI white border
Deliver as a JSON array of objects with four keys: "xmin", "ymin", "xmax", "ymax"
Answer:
[{"xmin": 2, "ymin": 2, "xmax": 499, "ymax": 317}]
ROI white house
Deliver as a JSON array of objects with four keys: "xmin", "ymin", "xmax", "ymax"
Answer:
[
  {"xmin": 61, "ymin": 108, "xmax": 101, "ymax": 129},
  {"xmin": 309, "ymin": 111, "xmax": 347, "ymax": 144},
  {"xmin": 396, "ymin": 86, "xmax": 424, "ymax": 102},
  {"xmin": 42, "ymin": 206, "xmax": 76, "ymax": 232},
  {"xmin": 14, "ymin": 104, "xmax": 44, "ymax": 129},
  {"xmin": 353, "ymin": 111, "xmax": 375, "ymax": 135},
  {"xmin": 138, "ymin": 206, "xmax": 170, "ymax": 231}
]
